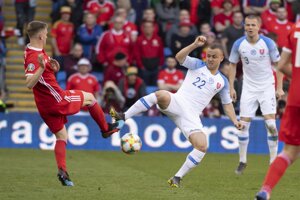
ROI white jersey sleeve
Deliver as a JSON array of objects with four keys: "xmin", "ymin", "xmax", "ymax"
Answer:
[
  {"xmin": 260, "ymin": 35, "xmax": 280, "ymax": 63},
  {"xmin": 218, "ymin": 73, "xmax": 232, "ymax": 104},
  {"xmin": 181, "ymin": 56, "xmax": 206, "ymax": 70},
  {"xmin": 229, "ymin": 36, "xmax": 246, "ymax": 64}
]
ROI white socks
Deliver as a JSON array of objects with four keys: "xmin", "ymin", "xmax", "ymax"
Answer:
[
  {"xmin": 124, "ymin": 93, "xmax": 157, "ymax": 120},
  {"xmin": 265, "ymin": 119, "xmax": 278, "ymax": 164},
  {"xmin": 175, "ymin": 148, "xmax": 205, "ymax": 178},
  {"xmin": 238, "ymin": 121, "xmax": 250, "ymax": 163}
]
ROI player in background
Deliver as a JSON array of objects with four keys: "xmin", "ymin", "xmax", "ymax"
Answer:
[
  {"xmin": 255, "ymin": 20, "xmax": 300, "ymax": 200},
  {"xmin": 110, "ymin": 36, "xmax": 244, "ymax": 187},
  {"xmin": 228, "ymin": 15, "xmax": 284, "ymax": 175},
  {"xmin": 24, "ymin": 21, "xmax": 124, "ymax": 186}
]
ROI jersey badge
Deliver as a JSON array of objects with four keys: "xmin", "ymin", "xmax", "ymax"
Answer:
[
  {"xmin": 27, "ymin": 63, "xmax": 35, "ymax": 72},
  {"xmin": 259, "ymin": 49, "xmax": 265, "ymax": 55},
  {"xmin": 250, "ymin": 49, "xmax": 256, "ymax": 55},
  {"xmin": 216, "ymin": 82, "xmax": 221, "ymax": 89}
]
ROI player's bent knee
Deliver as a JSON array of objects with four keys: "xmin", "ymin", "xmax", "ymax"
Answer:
[
  {"xmin": 265, "ymin": 119, "xmax": 278, "ymax": 135},
  {"xmin": 82, "ymin": 91, "xmax": 96, "ymax": 106},
  {"xmin": 194, "ymin": 144, "xmax": 207, "ymax": 152}
]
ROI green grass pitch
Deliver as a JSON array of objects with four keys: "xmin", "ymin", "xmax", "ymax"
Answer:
[{"xmin": 0, "ymin": 149, "xmax": 299, "ymax": 200}]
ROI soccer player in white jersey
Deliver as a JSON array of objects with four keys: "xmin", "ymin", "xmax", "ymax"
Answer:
[
  {"xmin": 110, "ymin": 36, "xmax": 244, "ymax": 187},
  {"xmin": 228, "ymin": 15, "xmax": 284, "ymax": 175}
]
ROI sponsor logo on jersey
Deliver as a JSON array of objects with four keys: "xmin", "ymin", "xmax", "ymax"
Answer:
[{"xmin": 27, "ymin": 63, "xmax": 35, "ymax": 72}]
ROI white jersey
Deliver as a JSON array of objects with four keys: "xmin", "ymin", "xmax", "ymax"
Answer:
[
  {"xmin": 229, "ymin": 35, "xmax": 280, "ymax": 91},
  {"xmin": 176, "ymin": 56, "xmax": 232, "ymax": 114}
]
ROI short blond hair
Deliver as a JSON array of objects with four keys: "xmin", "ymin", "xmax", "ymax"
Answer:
[{"xmin": 27, "ymin": 21, "xmax": 48, "ymax": 38}]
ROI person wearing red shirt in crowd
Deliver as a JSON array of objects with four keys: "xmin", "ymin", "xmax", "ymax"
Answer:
[
  {"xmin": 213, "ymin": 0, "xmax": 234, "ymax": 33},
  {"xmin": 118, "ymin": 66, "xmax": 146, "ymax": 111},
  {"xmin": 103, "ymin": 52, "xmax": 127, "ymax": 85},
  {"xmin": 134, "ymin": 20, "xmax": 164, "ymax": 86},
  {"xmin": 24, "ymin": 21, "xmax": 124, "ymax": 187},
  {"xmin": 66, "ymin": 58, "xmax": 100, "ymax": 111},
  {"xmin": 139, "ymin": 8, "xmax": 159, "ymax": 36},
  {"xmin": 255, "ymin": 20, "xmax": 300, "ymax": 200},
  {"xmin": 261, "ymin": 0, "xmax": 281, "ymax": 32},
  {"xmin": 211, "ymin": 0, "xmax": 240, "ymax": 15},
  {"xmin": 266, "ymin": 7, "xmax": 294, "ymax": 48},
  {"xmin": 86, "ymin": 0, "xmax": 115, "ymax": 27},
  {"xmin": 96, "ymin": 16, "xmax": 133, "ymax": 67},
  {"xmin": 157, "ymin": 56, "xmax": 184, "ymax": 93},
  {"xmin": 109, "ymin": 8, "xmax": 138, "ymax": 42}
]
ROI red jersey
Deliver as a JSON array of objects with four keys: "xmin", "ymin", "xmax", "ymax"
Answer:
[
  {"xmin": 267, "ymin": 19, "xmax": 294, "ymax": 48},
  {"xmin": 66, "ymin": 73, "xmax": 100, "ymax": 94},
  {"xmin": 86, "ymin": 0, "xmax": 115, "ymax": 25},
  {"xmin": 134, "ymin": 34, "xmax": 164, "ymax": 69},
  {"xmin": 109, "ymin": 20, "xmax": 138, "ymax": 37},
  {"xmin": 103, "ymin": 65, "xmax": 125, "ymax": 85},
  {"xmin": 51, "ymin": 20, "xmax": 74, "ymax": 55},
  {"xmin": 157, "ymin": 69, "xmax": 184, "ymax": 93},
  {"xmin": 211, "ymin": 0, "xmax": 240, "ymax": 8},
  {"xmin": 24, "ymin": 45, "xmax": 65, "ymax": 110},
  {"xmin": 283, "ymin": 21, "xmax": 300, "ymax": 107},
  {"xmin": 96, "ymin": 29, "xmax": 133, "ymax": 64},
  {"xmin": 213, "ymin": 12, "xmax": 233, "ymax": 27},
  {"xmin": 261, "ymin": 9, "xmax": 277, "ymax": 31}
]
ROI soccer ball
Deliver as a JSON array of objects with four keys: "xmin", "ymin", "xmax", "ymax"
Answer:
[{"xmin": 120, "ymin": 133, "xmax": 142, "ymax": 154}]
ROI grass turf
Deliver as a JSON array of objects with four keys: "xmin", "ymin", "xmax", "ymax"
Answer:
[{"xmin": 0, "ymin": 149, "xmax": 299, "ymax": 200}]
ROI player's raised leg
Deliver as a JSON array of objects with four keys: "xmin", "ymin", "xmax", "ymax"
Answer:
[
  {"xmin": 168, "ymin": 131, "xmax": 207, "ymax": 187},
  {"xmin": 235, "ymin": 119, "xmax": 251, "ymax": 175},
  {"xmin": 54, "ymin": 126, "xmax": 74, "ymax": 186},
  {"xmin": 82, "ymin": 91, "xmax": 124, "ymax": 138}
]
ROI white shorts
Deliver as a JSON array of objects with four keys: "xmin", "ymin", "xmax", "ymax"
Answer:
[
  {"xmin": 240, "ymin": 87, "xmax": 276, "ymax": 118},
  {"xmin": 157, "ymin": 92, "xmax": 204, "ymax": 139}
]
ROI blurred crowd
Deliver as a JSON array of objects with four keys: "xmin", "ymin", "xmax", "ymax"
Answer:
[{"xmin": 1, "ymin": 0, "xmax": 299, "ymax": 117}]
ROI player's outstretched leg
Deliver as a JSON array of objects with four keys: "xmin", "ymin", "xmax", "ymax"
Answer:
[
  {"xmin": 102, "ymin": 120, "xmax": 125, "ymax": 138},
  {"xmin": 57, "ymin": 168, "xmax": 74, "ymax": 186}
]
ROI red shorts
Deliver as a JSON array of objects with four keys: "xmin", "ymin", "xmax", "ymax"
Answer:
[
  {"xmin": 38, "ymin": 90, "xmax": 84, "ymax": 133},
  {"xmin": 279, "ymin": 106, "xmax": 300, "ymax": 145}
]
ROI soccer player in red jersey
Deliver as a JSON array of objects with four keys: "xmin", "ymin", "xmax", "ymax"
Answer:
[
  {"xmin": 24, "ymin": 21, "xmax": 124, "ymax": 186},
  {"xmin": 255, "ymin": 20, "xmax": 300, "ymax": 200}
]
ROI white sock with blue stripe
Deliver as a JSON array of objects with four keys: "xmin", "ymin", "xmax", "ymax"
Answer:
[
  {"xmin": 124, "ymin": 93, "xmax": 157, "ymax": 119},
  {"xmin": 238, "ymin": 121, "xmax": 250, "ymax": 163},
  {"xmin": 265, "ymin": 119, "xmax": 278, "ymax": 164},
  {"xmin": 175, "ymin": 148, "xmax": 205, "ymax": 178}
]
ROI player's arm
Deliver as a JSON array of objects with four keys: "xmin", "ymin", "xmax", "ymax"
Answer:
[
  {"xmin": 25, "ymin": 54, "xmax": 45, "ymax": 89},
  {"xmin": 175, "ymin": 36, "xmax": 206, "ymax": 64},
  {"xmin": 228, "ymin": 62, "xmax": 237, "ymax": 101},
  {"xmin": 278, "ymin": 50, "xmax": 292, "ymax": 78},
  {"xmin": 273, "ymin": 62, "xmax": 285, "ymax": 99},
  {"xmin": 223, "ymin": 103, "xmax": 243, "ymax": 130}
]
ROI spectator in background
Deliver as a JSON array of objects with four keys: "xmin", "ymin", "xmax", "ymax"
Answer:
[
  {"xmin": 165, "ymin": 9, "xmax": 197, "ymax": 48},
  {"xmin": 51, "ymin": 0, "xmax": 83, "ymax": 31},
  {"xmin": 112, "ymin": 8, "xmax": 138, "ymax": 42},
  {"xmin": 51, "ymin": 6, "xmax": 75, "ymax": 67},
  {"xmin": 86, "ymin": 0, "xmax": 115, "ymax": 29},
  {"xmin": 210, "ymin": 0, "xmax": 240, "ymax": 15},
  {"xmin": 96, "ymin": 16, "xmax": 134, "ymax": 67},
  {"xmin": 134, "ymin": 20, "xmax": 164, "ymax": 86},
  {"xmin": 243, "ymin": 0, "xmax": 268, "ymax": 15},
  {"xmin": 202, "ymin": 98, "xmax": 222, "ymax": 118},
  {"xmin": 170, "ymin": 20, "xmax": 196, "ymax": 57},
  {"xmin": 139, "ymin": 8, "xmax": 160, "ymax": 36},
  {"xmin": 14, "ymin": 0, "xmax": 36, "ymax": 46},
  {"xmin": 66, "ymin": 58, "xmax": 100, "ymax": 110},
  {"xmin": 101, "ymin": 80, "xmax": 125, "ymax": 113},
  {"xmin": 266, "ymin": 7, "xmax": 294, "ymax": 48},
  {"xmin": 116, "ymin": 0, "xmax": 136, "ymax": 23},
  {"xmin": 118, "ymin": 66, "xmax": 146, "ymax": 111},
  {"xmin": 63, "ymin": 43, "xmax": 84, "ymax": 78},
  {"xmin": 130, "ymin": 0, "xmax": 149, "ymax": 24},
  {"xmin": 213, "ymin": 0, "xmax": 234, "ymax": 34},
  {"xmin": 155, "ymin": 0, "xmax": 180, "ymax": 34},
  {"xmin": 199, "ymin": 22, "xmax": 212, "ymax": 35},
  {"xmin": 77, "ymin": 12, "xmax": 102, "ymax": 61},
  {"xmin": 221, "ymin": 11, "xmax": 244, "ymax": 58},
  {"xmin": 103, "ymin": 52, "xmax": 127, "ymax": 85},
  {"xmin": 261, "ymin": 0, "xmax": 281, "ymax": 32},
  {"xmin": 157, "ymin": 56, "xmax": 184, "ymax": 93}
]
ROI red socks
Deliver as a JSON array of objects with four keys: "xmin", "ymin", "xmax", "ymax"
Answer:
[
  {"xmin": 88, "ymin": 101, "xmax": 108, "ymax": 132},
  {"xmin": 54, "ymin": 140, "xmax": 67, "ymax": 171},
  {"xmin": 261, "ymin": 153, "xmax": 291, "ymax": 194}
]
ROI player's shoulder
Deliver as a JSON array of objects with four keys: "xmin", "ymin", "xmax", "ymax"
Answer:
[{"xmin": 233, "ymin": 36, "xmax": 247, "ymax": 48}]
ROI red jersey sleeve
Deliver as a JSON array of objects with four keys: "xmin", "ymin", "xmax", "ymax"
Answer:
[{"xmin": 24, "ymin": 53, "xmax": 40, "ymax": 76}]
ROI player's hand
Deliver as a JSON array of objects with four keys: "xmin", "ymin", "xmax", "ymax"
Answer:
[
  {"xmin": 276, "ymin": 88, "xmax": 285, "ymax": 100},
  {"xmin": 234, "ymin": 121, "xmax": 244, "ymax": 130},
  {"xmin": 38, "ymin": 54, "xmax": 46, "ymax": 69},
  {"xmin": 49, "ymin": 58, "xmax": 60, "ymax": 72},
  {"xmin": 193, "ymin": 36, "xmax": 206, "ymax": 47},
  {"xmin": 230, "ymin": 88, "xmax": 237, "ymax": 102}
]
